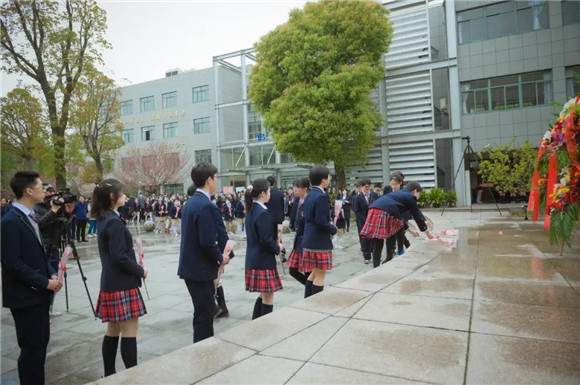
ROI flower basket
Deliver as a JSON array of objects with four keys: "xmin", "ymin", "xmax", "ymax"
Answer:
[{"xmin": 143, "ymin": 221, "xmax": 156, "ymax": 233}]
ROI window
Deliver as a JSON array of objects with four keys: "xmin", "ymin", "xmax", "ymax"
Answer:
[
  {"xmin": 193, "ymin": 117, "xmax": 210, "ymax": 134},
  {"xmin": 141, "ymin": 125, "xmax": 155, "ymax": 141},
  {"xmin": 163, "ymin": 122, "xmax": 178, "ymax": 138},
  {"xmin": 562, "ymin": 1, "xmax": 580, "ymax": 26},
  {"xmin": 192, "ymin": 85, "xmax": 209, "ymax": 103},
  {"xmin": 140, "ymin": 96, "xmax": 155, "ymax": 112},
  {"xmin": 461, "ymin": 71, "xmax": 552, "ymax": 114},
  {"xmin": 566, "ymin": 65, "xmax": 580, "ymax": 98},
  {"xmin": 195, "ymin": 149, "xmax": 212, "ymax": 164},
  {"xmin": 122, "ymin": 129, "xmax": 134, "ymax": 143},
  {"xmin": 162, "ymin": 91, "xmax": 177, "ymax": 109},
  {"xmin": 457, "ymin": 1, "xmax": 548, "ymax": 44},
  {"xmin": 120, "ymin": 100, "xmax": 133, "ymax": 116}
]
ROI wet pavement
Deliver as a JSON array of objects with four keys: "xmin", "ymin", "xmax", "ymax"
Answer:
[{"xmin": 1, "ymin": 210, "xmax": 579, "ymax": 384}]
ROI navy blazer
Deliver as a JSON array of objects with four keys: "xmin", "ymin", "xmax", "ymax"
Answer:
[
  {"xmin": 97, "ymin": 212, "xmax": 144, "ymax": 291},
  {"xmin": 245, "ymin": 203, "xmax": 280, "ymax": 270},
  {"xmin": 292, "ymin": 200, "xmax": 305, "ymax": 252},
  {"xmin": 302, "ymin": 187, "xmax": 337, "ymax": 251},
  {"xmin": 288, "ymin": 196, "xmax": 300, "ymax": 231},
  {"xmin": 178, "ymin": 191, "xmax": 228, "ymax": 282},
  {"xmin": 234, "ymin": 200, "xmax": 245, "ymax": 219},
  {"xmin": 265, "ymin": 187, "xmax": 285, "ymax": 224},
  {"xmin": 1, "ymin": 207, "xmax": 56, "ymax": 309},
  {"xmin": 354, "ymin": 191, "xmax": 378, "ymax": 229},
  {"xmin": 370, "ymin": 190, "xmax": 428, "ymax": 232}
]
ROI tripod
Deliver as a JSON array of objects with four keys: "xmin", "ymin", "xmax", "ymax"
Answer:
[
  {"xmin": 56, "ymin": 216, "xmax": 96, "ymax": 316},
  {"xmin": 441, "ymin": 136, "xmax": 502, "ymax": 216}
]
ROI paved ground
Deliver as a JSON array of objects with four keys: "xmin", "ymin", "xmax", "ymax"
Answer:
[{"xmin": 2, "ymin": 209, "xmax": 579, "ymax": 384}]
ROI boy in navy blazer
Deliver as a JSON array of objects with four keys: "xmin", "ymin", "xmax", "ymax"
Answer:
[
  {"xmin": 178, "ymin": 163, "xmax": 231, "ymax": 343},
  {"xmin": 1, "ymin": 171, "xmax": 63, "ymax": 385},
  {"xmin": 353, "ymin": 178, "xmax": 378, "ymax": 264}
]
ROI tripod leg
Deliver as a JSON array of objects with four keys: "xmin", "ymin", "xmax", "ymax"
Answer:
[
  {"xmin": 65, "ymin": 272, "xmax": 69, "ymax": 312},
  {"xmin": 69, "ymin": 241, "xmax": 96, "ymax": 317},
  {"xmin": 442, "ymin": 145, "xmax": 469, "ymax": 216}
]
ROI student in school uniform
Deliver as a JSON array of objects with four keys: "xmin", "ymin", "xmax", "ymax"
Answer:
[
  {"xmin": 301, "ymin": 165, "xmax": 337, "ymax": 297},
  {"xmin": 91, "ymin": 178, "xmax": 148, "ymax": 377},
  {"xmin": 168, "ymin": 200, "xmax": 182, "ymax": 237},
  {"xmin": 154, "ymin": 200, "xmax": 166, "ymax": 233},
  {"xmin": 265, "ymin": 176, "xmax": 285, "ymax": 243},
  {"xmin": 223, "ymin": 197, "xmax": 236, "ymax": 234},
  {"xmin": 353, "ymin": 179, "xmax": 378, "ymax": 264},
  {"xmin": 285, "ymin": 177, "xmax": 311, "ymax": 285},
  {"xmin": 361, "ymin": 181, "xmax": 434, "ymax": 268},
  {"xmin": 244, "ymin": 179, "xmax": 285, "ymax": 319},
  {"xmin": 178, "ymin": 163, "xmax": 232, "ymax": 343},
  {"xmin": 234, "ymin": 193, "xmax": 246, "ymax": 237}
]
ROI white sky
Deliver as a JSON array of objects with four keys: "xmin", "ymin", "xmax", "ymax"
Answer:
[{"xmin": 1, "ymin": 0, "xmax": 309, "ymax": 95}]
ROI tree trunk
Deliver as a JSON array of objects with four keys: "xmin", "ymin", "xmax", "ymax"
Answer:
[
  {"xmin": 94, "ymin": 156, "xmax": 104, "ymax": 181},
  {"xmin": 335, "ymin": 164, "xmax": 347, "ymax": 190},
  {"xmin": 52, "ymin": 127, "xmax": 67, "ymax": 189}
]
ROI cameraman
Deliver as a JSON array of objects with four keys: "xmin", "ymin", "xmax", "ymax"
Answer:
[{"xmin": 34, "ymin": 184, "xmax": 74, "ymax": 317}]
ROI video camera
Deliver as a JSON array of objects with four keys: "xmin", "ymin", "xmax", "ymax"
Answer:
[{"xmin": 51, "ymin": 188, "xmax": 77, "ymax": 206}]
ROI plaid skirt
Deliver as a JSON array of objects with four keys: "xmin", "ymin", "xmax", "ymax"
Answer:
[
  {"xmin": 245, "ymin": 268, "xmax": 283, "ymax": 293},
  {"xmin": 300, "ymin": 249, "xmax": 333, "ymax": 272},
  {"xmin": 95, "ymin": 288, "xmax": 147, "ymax": 323},
  {"xmin": 360, "ymin": 209, "xmax": 403, "ymax": 240},
  {"xmin": 286, "ymin": 250, "xmax": 302, "ymax": 269}
]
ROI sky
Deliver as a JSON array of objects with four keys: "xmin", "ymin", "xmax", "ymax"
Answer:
[{"xmin": 1, "ymin": 0, "xmax": 309, "ymax": 95}]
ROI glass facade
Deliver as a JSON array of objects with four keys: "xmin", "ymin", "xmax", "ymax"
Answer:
[
  {"xmin": 562, "ymin": 1, "xmax": 580, "ymax": 26},
  {"xmin": 457, "ymin": 1, "xmax": 549, "ymax": 44},
  {"xmin": 140, "ymin": 96, "xmax": 155, "ymax": 112},
  {"xmin": 566, "ymin": 65, "xmax": 580, "ymax": 98},
  {"xmin": 193, "ymin": 85, "xmax": 209, "ymax": 103},
  {"xmin": 461, "ymin": 71, "xmax": 552, "ymax": 114},
  {"xmin": 162, "ymin": 91, "xmax": 177, "ymax": 109}
]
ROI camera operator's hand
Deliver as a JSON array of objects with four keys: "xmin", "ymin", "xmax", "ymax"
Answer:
[
  {"xmin": 50, "ymin": 198, "xmax": 64, "ymax": 213},
  {"xmin": 65, "ymin": 203, "xmax": 75, "ymax": 214},
  {"xmin": 47, "ymin": 277, "xmax": 63, "ymax": 292}
]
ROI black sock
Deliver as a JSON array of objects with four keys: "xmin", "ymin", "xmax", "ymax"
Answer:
[
  {"xmin": 252, "ymin": 297, "xmax": 263, "ymax": 320},
  {"xmin": 305, "ymin": 280, "xmax": 313, "ymax": 298},
  {"xmin": 261, "ymin": 303, "xmax": 273, "ymax": 316},
  {"xmin": 312, "ymin": 284, "xmax": 324, "ymax": 296},
  {"xmin": 216, "ymin": 286, "xmax": 225, "ymax": 306},
  {"xmin": 102, "ymin": 335, "xmax": 119, "ymax": 376},
  {"xmin": 120, "ymin": 337, "xmax": 137, "ymax": 369},
  {"xmin": 289, "ymin": 267, "xmax": 307, "ymax": 285}
]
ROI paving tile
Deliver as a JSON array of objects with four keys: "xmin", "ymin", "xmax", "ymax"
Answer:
[
  {"xmin": 262, "ymin": 316, "xmax": 348, "ymax": 361},
  {"xmin": 477, "ymin": 257, "xmax": 567, "ymax": 283},
  {"xmin": 289, "ymin": 287, "xmax": 370, "ymax": 315},
  {"xmin": 334, "ymin": 296, "xmax": 373, "ymax": 318},
  {"xmin": 198, "ymin": 355, "xmax": 303, "ymax": 384},
  {"xmin": 354, "ymin": 293, "xmax": 471, "ymax": 331},
  {"xmin": 548, "ymin": 258, "xmax": 580, "ymax": 283},
  {"xmin": 466, "ymin": 333, "xmax": 580, "ymax": 385},
  {"xmin": 287, "ymin": 362, "xmax": 427, "ymax": 385},
  {"xmin": 217, "ymin": 307, "xmax": 328, "ymax": 351},
  {"xmin": 414, "ymin": 262, "xmax": 476, "ymax": 278},
  {"xmin": 334, "ymin": 268, "xmax": 407, "ymax": 292},
  {"xmin": 382, "ymin": 276, "xmax": 474, "ymax": 300},
  {"xmin": 472, "ymin": 301, "xmax": 580, "ymax": 343},
  {"xmin": 475, "ymin": 281, "xmax": 580, "ymax": 308},
  {"xmin": 310, "ymin": 319, "xmax": 468, "ymax": 384},
  {"xmin": 94, "ymin": 338, "xmax": 255, "ymax": 385}
]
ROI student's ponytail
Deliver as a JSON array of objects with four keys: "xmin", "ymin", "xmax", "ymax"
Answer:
[
  {"xmin": 245, "ymin": 178, "xmax": 270, "ymax": 214},
  {"xmin": 244, "ymin": 188, "xmax": 254, "ymax": 214}
]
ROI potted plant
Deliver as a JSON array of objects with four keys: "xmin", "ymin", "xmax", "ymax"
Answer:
[
  {"xmin": 418, "ymin": 190, "xmax": 429, "ymax": 208},
  {"xmin": 444, "ymin": 190, "xmax": 458, "ymax": 207},
  {"xmin": 429, "ymin": 188, "xmax": 444, "ymax": 208},
  {"xmin": 143, "ymin": 220, "xmax": 156, "ymax": 232}
]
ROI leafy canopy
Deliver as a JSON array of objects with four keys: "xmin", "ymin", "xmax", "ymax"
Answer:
[{"xmin": 249, "ymin": 0, "xmax": 393, "ymax": 174}]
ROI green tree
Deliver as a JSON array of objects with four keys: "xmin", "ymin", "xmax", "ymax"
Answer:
[
  {"xmin": 0, "ymin": 87, "xmax": 51, "ymax": 171},
  {"xmin": 1, "ymin": 0, "xmax": 110, "ymax": 189},
  {"xmin": 69, "ymin": 71, "xmax": 124, "ymax": 181},
  {"xmin": 248, "ymin": 0, "xmax": 393, "ymax": 188}
]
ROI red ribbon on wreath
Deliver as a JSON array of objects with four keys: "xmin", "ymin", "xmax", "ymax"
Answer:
[
  {"xmin": 564, "ymin": 96, "xmax": 580, "ymax": 172},
  {"xmin": 544, "ymin": 152, "xmax": 558, "ymax": 230},
  {"xmin": 527, "ymin": 145, "xmax": 546, "ymax": 221}
]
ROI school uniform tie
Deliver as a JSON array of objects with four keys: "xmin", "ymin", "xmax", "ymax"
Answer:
[
  {"xmin": 28, "ymin": 212, "xmax": 42, "ymax": 241},
  {"xmin": 365, "ymin": 194, "xmax": 370, "ymax": 205}
]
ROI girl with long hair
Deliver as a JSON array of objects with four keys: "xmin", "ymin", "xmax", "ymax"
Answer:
[
  {"xmin": 285, "ymin": 177, "xmax": 311, "ymax": 285},
  {"xmin": 91, "ymin": 178, "xmax": 148, "ymax": 377}
]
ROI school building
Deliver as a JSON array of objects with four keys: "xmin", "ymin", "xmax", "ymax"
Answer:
[{"xmin": 116, "ymin": 0, "xmax": 580, "ymax": 205}]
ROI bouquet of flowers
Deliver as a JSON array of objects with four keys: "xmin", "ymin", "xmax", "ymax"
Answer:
[{"xmin": 528, "ymin": 96, "xmax": 580, "ymax": 252}]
